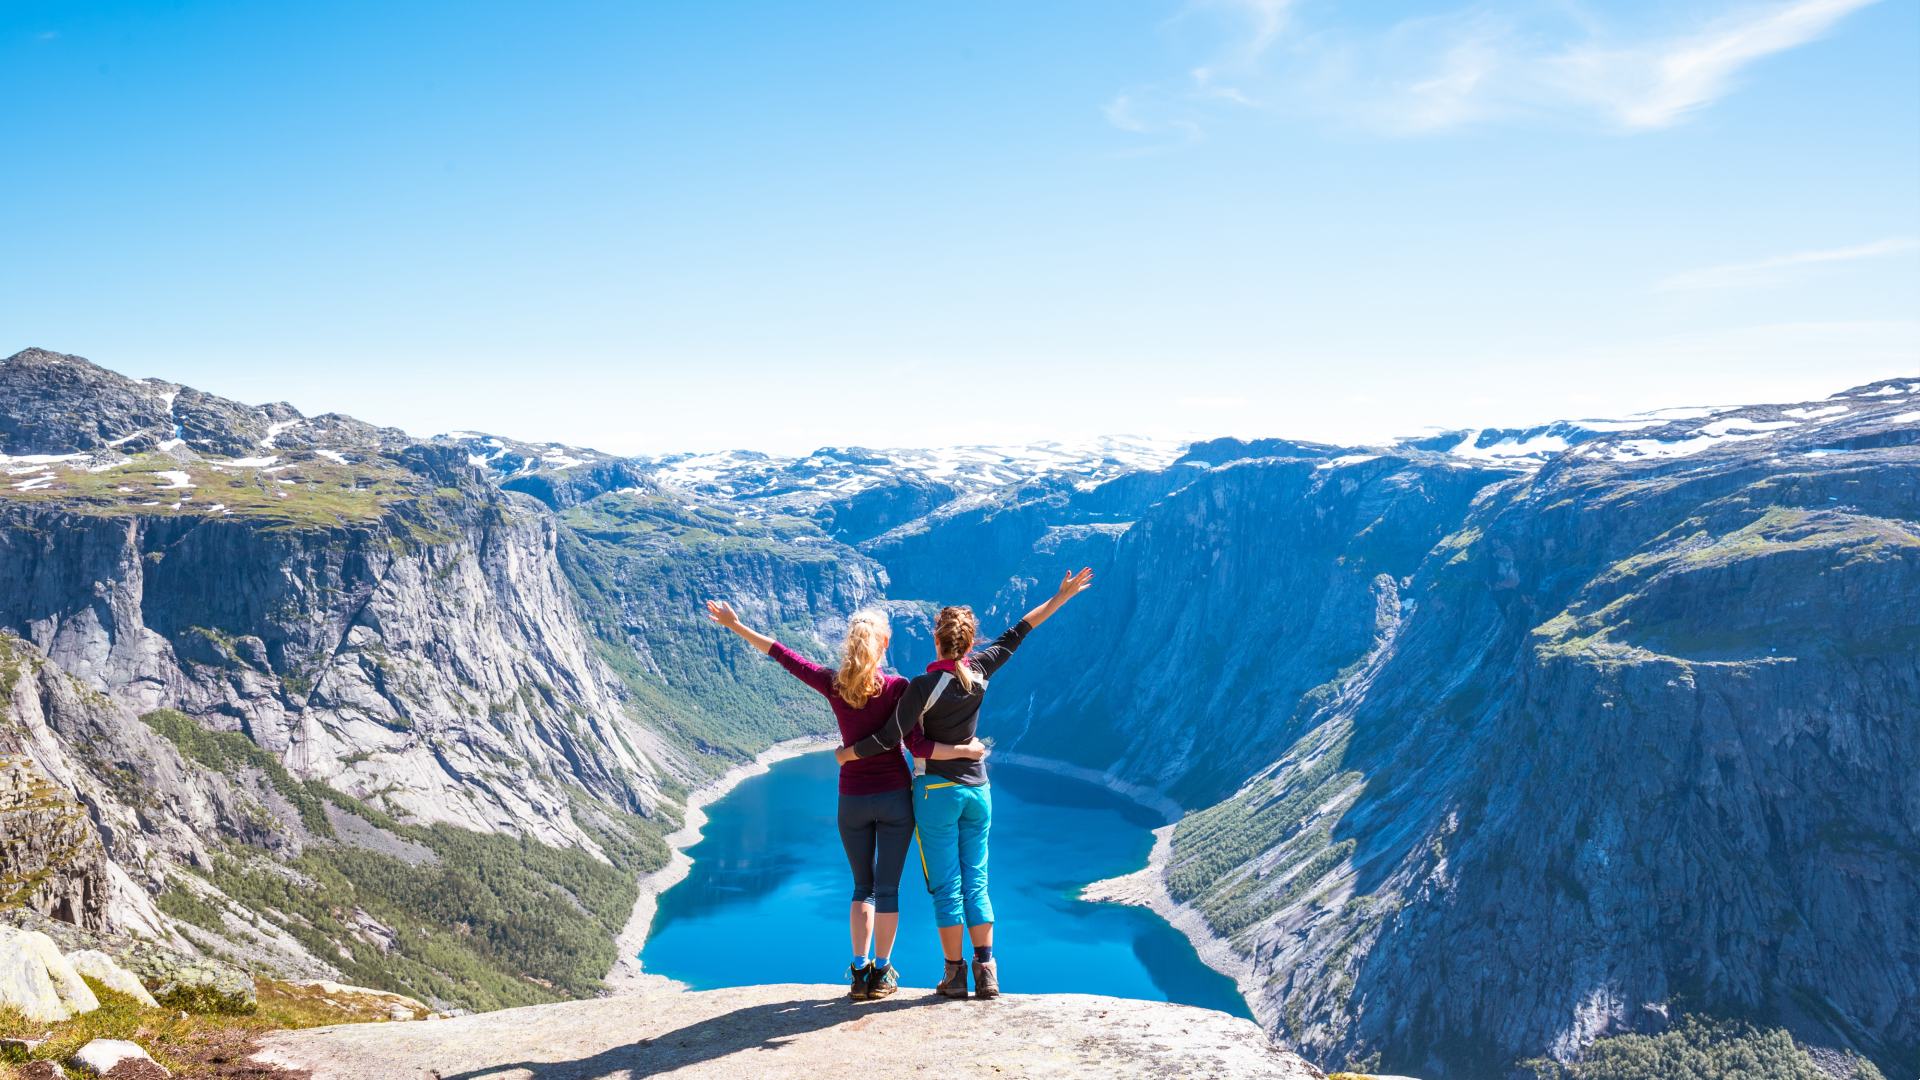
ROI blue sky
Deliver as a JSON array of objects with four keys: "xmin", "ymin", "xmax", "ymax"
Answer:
[{"xmin": 3, "ymin": 0, "xmax": 1916, "ymax": 454}]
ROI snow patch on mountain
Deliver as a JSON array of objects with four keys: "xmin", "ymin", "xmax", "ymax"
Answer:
[
  {"xmin": 643, "ymin": 436, "xmax": 1187, "ymax": 516},
  {"xmin": 1447, "ymin": 431, "xmax": 1571, "ymax": 461}
]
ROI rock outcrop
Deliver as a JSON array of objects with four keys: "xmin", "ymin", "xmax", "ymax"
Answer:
[
  {"xmin": 253, "ymin": 983, "xmax": 1325, "ymax": 1079},
  {"xmin": 68, "ymin": 1037, "xmax": 170, "ymax": 1078},
  {"xmin": 0, "ymin": 753, "xmax": 109, "ymax": 930},
  {"xmin": 66, "ymin": 949, "xmax": 160, "ymax": 1007},
  {"xmin": 0, "ymin": 926, "xmax": 100, "ymax": 1022}
]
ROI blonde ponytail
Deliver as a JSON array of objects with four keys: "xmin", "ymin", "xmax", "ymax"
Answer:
[
  {"xmin": 833, "ymin": 609, "xmax": 890, "ymax": 708},
  {"xmin": 934, "ymin": 605, "xmax": 980, "ymax": 693}
]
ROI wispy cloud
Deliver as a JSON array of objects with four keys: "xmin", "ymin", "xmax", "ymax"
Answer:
[
  {"xmin": 1107, "ymin": 0, "xmax": 1882, "ymax": 141},
  {"xmin": 1553, "ymin": 0, "xmax": 1882, "ymax": 130},
  {"xmin": 1657, "ymin": 237, "xmax": 1920, "ymax": 291}
]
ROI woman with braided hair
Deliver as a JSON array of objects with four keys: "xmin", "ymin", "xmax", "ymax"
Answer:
[{"xmin": 836, "ymin": 567, "xmax": 1095, "ymax": 999}]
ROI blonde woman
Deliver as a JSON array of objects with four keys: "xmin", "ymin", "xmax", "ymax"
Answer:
[{"xmin": 704, "ymin": 601, "xmax": 985, "ymax": 1001}]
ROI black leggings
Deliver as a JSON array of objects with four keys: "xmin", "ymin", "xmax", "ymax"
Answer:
[{"xmin": 838, "ymin": 788, "xmax": 915, "ymax": 914}]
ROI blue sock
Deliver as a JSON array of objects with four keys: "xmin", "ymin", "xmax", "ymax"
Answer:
[
  {"xmin": 853, "ymin": 955, "xmax": 869, "ymax": 969},
  {"xmin": 974, "ymin": 945, "xmax": 993, "ymax": 963},
  {"xmin": 874, "ymin": 956, "xmax": 890, "ymax": 970}
]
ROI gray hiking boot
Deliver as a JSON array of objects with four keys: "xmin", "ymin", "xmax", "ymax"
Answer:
[
  {"xmin": 972, "ymin": 957, "xmax": 999, "ymax": 999},
  {"xmin": 936, "ymin": 959, "xmax": 969, "ymax": 999}
]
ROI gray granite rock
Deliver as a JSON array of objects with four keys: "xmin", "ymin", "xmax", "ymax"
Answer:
[{"xmin": 254, "ymin": 982, "xmax": 1325, "ymax": 1080}]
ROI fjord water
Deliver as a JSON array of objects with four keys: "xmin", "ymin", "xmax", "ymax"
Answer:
[{"xmin": 643, "ymin": 752, "xmax": 1250, "ymax": 1018}]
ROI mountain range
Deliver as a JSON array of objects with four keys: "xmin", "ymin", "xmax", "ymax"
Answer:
[{"xmin": 1, "ymin": 346, "xmax": 1913, "ymax": 1078}]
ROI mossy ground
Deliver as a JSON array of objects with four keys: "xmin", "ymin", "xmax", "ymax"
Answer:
[
  {"xmin": 0, "ymin": 977, "xmax": 417, "ymax": 1078},
  {"xmin": 0, "ymin": 453, "xmax": 416, "ymax": 528}
]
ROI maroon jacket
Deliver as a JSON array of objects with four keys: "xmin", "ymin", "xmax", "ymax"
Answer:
[{"xmin": 768, "ymin": 643, "xmax": 930, "ymax": 795}]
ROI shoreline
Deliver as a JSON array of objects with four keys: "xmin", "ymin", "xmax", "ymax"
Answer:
[
  {"xmin": 990, "ymin": 750, "xmax": 1184, "ymax": 823},
  {"xmin": 996, "ymin": 751, "xmax": 1269, "ymax": 1030},
  {"xmin": 1077, "ymin": 822, "xmax": 1271, "ymax": 1029},
  {"xmin": 603, "ymin": 735, "xmax": 835, "ymax": 995},
  {"xmin": 604, "ymin": 741, "xmax": 1266, "ymax": 1030}
]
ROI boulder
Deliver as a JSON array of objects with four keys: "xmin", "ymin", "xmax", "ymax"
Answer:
[
  {"xmin": 69, "ymin": 1038, "xmax": 170, "ymax": 1078},
  {"xmin": 67, "ymin": 949, "xmax": 160, "ymax": 1007},
  {"xmin": 0, "ymin": 927, "xmax": 99, "ymax": 1022},
  {"xmin": 0, "ymin": 908, "xmax": 256, "ymax": 1015},
  {"xmin": 125, "ymin": 950, "xmax": 256, "ymax": 1015}
]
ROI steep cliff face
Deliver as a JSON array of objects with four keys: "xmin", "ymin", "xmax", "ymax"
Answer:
[
  {"xmin": 975, "ymin": 453, "xmax": 1506, "ymax": 806},
  {"xmin": 0, "ymin": 348, "xmax": 881, "ymax": 1010},
  {"xmin": 1160, "ymin": 384, "xmax": 1920, "ymax": 1077},
  {"xmin": 0, "ymin": 477, "xmax": 670, "ymax": 848},
  {"xmin": 838, "ymin": 381, "xmax": 1918, "ymax": 1077},
  {"xmin": 555, "ymin": 489, "xmax": 889, "ymax": 767}
]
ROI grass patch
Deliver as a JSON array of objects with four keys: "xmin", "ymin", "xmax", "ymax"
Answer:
[
  {"xmin": 0, "ymin": 978, "xmax": 422, "ymax": 1076},
  {"xmin": 0, "ymin": 453, "xmax": 420, "ymax": 528}
]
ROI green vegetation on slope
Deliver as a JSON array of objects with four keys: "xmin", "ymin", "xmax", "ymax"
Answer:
[
  {"xmin": 0, "ymin": 977, "xmax": 419, "ymax": 1076},
  {"xmin": 1519, "ymin": 1016, "xmax": 1885, "ymax": 1080},
  {"xmin": 1168, "ymin": 728, "xmax": 1363, "ymax": 937},
  {"xmin": 202, "ymin": 787, "xmax": 662, "ymax": 1011},
  {"xmin": 141, "ymin": 709, "xmax": 334, "ymax": 836},
  {"xmin": 143, "ymin": 706, "xmax": 667, "ymax": 1011}
]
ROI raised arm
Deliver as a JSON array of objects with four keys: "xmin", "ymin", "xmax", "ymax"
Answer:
[
  {"xmin": 705, "ymin": 600, "xmax": 775, "ymax": 653},
  {"xmin": 970, "ymin": 568, "xmax": 1097, "ymax": 680},
  {"xmin": 705, "ymin": 600, "xmax": 834, "ymax": 695},
  {"xmin": 1019, "ymin": 567, "xmax": 1094, "ymax": 631}
]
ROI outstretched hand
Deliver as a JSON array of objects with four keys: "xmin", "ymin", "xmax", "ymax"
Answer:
[
  {"xmin": 1055, "ymin": 567, "xmax": 1094, "ymax": 603},
  {"xmin": 704, "ymin": 600, "xmax": 741, "ymax": 629}
]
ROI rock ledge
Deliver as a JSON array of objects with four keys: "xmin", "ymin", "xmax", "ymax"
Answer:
[{"xmin": 254, "ymin": 982, "xmax": 1324, "ymax": 1079}]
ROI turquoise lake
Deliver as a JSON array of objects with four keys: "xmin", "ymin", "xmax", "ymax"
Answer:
[{"xmin": 641, "ymin": 751, "xmax": 1250, "ymax": 1018}]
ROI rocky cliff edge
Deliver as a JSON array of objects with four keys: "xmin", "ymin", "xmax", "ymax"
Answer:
[{"xmin": 253, "ymin": 983, "xmax": 1326, "ymax": 1080}]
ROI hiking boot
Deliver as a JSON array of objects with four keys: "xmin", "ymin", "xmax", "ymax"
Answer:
[
  {"xmin": 864, "ymin": 963, "xmax": 899, "ymax": 1000},
  {"xmin": 936, "ymin": 959, "xmax": 969, "ymax": 999},
  {"xmin": 848, "ymin": 962, "xmax": 873, "ymax": 1000},
  {"xmin": 972, "ymin": 957, "xmax": 999, "ymax": 999}
]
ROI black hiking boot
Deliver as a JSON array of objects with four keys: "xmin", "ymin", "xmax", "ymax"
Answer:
[
  {"xmin": 848, "ymin": 962, "xmax": 873, "ymax": 1000},
  {"xmin": 936, "ymin": 959, "xmax": 969, "ymax": 999},
  {"xmin": 972, "ymin": 957, "xmax": 999, "ymax": 999},
  {"xmin": 864, "ymin": 962, "xmax": 899, "ymax": 1000}
]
